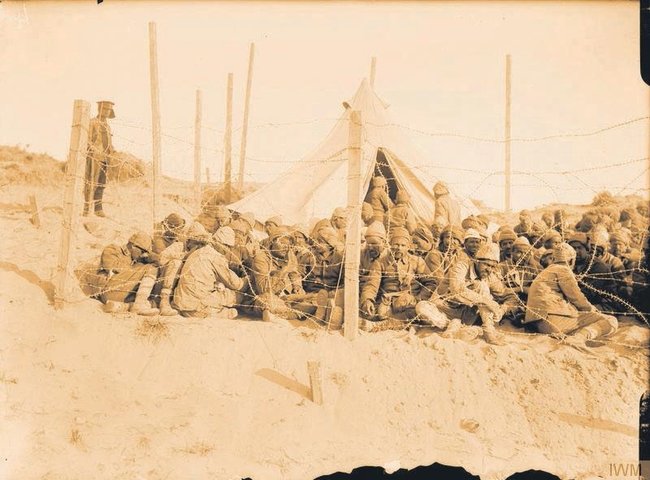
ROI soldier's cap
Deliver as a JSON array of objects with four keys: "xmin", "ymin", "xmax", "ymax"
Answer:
[
  {"xmin": 432, "ymin": 181, "xmax": 448, "ymax": 196},
  {"xmin": 610, "ymin": 231, "xmax": 630, "ymax": 244},
  {"xmin": 475, "ymin": 243, "xmax": 500, "ymax": 263},
  {"xmin": 97, "ymin": 100, "xmax": 115, "ymax": 119},
  {"xmin": 314, "ymin": 225, "xmax": 340, "ymax": 248},
  {"xmin": 214, "ymin": 206, "xmax": 232, "ymax": 220},
  {"xmin": 498, "ymin": 229, "xmax": 517, "ymax": 243},
  {"xmin": 512, "ymin": 236, "xmax": 531, "ymax": 251},
  {"xmin": 461, "ymin": 216, "xmax": 482, "ymax": 231},
  {"xmin": 186, "ymin": 222, "xmax": 211, "ymax": 243},
  {"xmin": 291, "ymin": 223, "xmax": 311, "ymax": 240},
  {"xmin": 389, "ymin": 226, "xmax": 411, "ymax": 243},
  {"xmin": 619, "ymin": 208, "xmax": 633, "ymax": 222},
  {"xmin": 589, "ymin": 228, "xmax": 610, "ymax": 248},
  {"xmin": 441, "ymin": 225, "xmax": 465, "ymax": 244},
  {"xmin": 162, "ymin": 213, "xmax": 185, "ymax": 231},
  {"xmin": 372, "ymin": 176, "xmax": 387, "ymax": 187},
  {"xmin": 476, "ymin": 214, "xmax": 490, "ymax": 228},
  {"xmin": 553, "ymin": 242, "xmax": 576, "ymax": 264},
  {"xmin": 413, "ymin": 225, "xmax": 434, "ymax": 243},
  {"xmin": 463, "ymin": 228, "xmax": 482, "ymax": 242},
  {"xmin": 214, "ymin": 226, "xmax": 236, "ymax": 247},
  {"xmin": 365, "ymin": 221, "xmax": 386, "ymax": 240},
  {"xmin": 269, "ymin": 225, "xmax": 293, "ymax": 243},
  {"xmin": 519, "ymin": 209, "xmax": 532, "ymax": 218},
  {"xmin": 542, "ymin": 230, "xmax": 562, "ymax": 243},
  {"xmin": 567, "ymin": 232, "xmax": 590, "ymax": 249},
  {"xmin": 332, "ymin": 207, "xmax": 347, "ymax": 219},
  {"xmin": 128, "ymin": 231, "xmax": 152, "ymax": 252},
  {"xmin": 265, "ymin": 215, "xmax": 283, "ymax": 228},
  {"xmin": 395, "ymin": 189, "xmax": 410, "ymax": 204}
]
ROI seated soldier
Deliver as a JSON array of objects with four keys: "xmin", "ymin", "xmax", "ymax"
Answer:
[
  {"xmin": 500, "ymin": 236, "xmax": 540, "ymax": 303},
  {"xmin": 523, "ymin": 242, "xmax": 618, "ymax": 352},
  {"xmin": 361, "ymin": 221, "xmax": 387, "ymax": 290},
  {"xmin": 417, "ymin": 243, "xmax": 515, "ymax": 345},
  {"xmin": 311, "ymin": 208, "xmax": 347, "ymax": 253},
  {"xmin": 497, "ymin": 228, "xmax": 517, "ymax": 262},
  {"xmin": 152, "ymin": 213, "xmax": 187, "ymax": 316},
  {"xmin": 590, "ymin": 230, "xmax": 628, "ymax": 301},
  {"xmin": 425, "ymin": 225, "xmax": 465, "ymax": 288},
  {"xmin": 213, "ymin": 226, "xmax": 241, "ymax": 271},
  {"xmin": 196, "ymin": 204, "xmax": 232, "ymax": 234},
  {"xmin": 539, "ymin": 230, "xmax": 563, "ymax": 268},
  {"xmin": 96, "ymin": 232, "xmax": 160, "ymax": 316},
  {"xmin": 568, "ymin": 232, "xmax": 616, "ymax": 311},
  {"xmin": 172, "ymin": 223, "xmax": 245, "ymax": 319},
  {"xmin": 541, "ymin": 211, "xmax": 554, "ymax": 230},
  {"xmin": 360, "ymin": 227, "xmax": 436, "ymax": 325},
  {"xmin": 367, "ymin": 175, "xmax": 393, "ymax": 225},
  {"xmin": 514, "ymin": 210, "xmax": 543, "ymax": 243},
  {"xmin": 248, "ymin": 226, "xmax": 316, "ymax": 322},
  {"xmin": 553, "ymin": 209, "xmax": 571, "ymax": 238},
  {"xmin": 362, "ymin": 202, "xmax": 375, "ymax": 227},
  {"xmin": 463, "ymin": 228, "xmax": 483, "ymax": 259},
  {"xmin": 260, "ymin": 215, "xmax": 283, "ymax": 251},
  {"xmin": 388, "ymin": 189, "xmax": 417, "ymax": 234}
]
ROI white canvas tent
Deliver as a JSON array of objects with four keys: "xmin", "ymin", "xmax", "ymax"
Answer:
[{"xmin": 229, "ymin": 79, "xmax": 478, "ymax": 226}]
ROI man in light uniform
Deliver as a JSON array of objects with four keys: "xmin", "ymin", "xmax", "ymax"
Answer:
[{"xmin": 84, "ymin": 100, "xmax": 115, "ymax": 217}]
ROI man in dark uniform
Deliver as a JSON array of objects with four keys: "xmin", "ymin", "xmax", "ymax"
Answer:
[{"xmin": 84, "ymin": 101, "xmax": 115, "ymax": 217}]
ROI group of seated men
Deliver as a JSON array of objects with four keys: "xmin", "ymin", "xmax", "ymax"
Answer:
[{"xmin": 87, "ymin": 179, "xmax": 649, "ymax": 351}]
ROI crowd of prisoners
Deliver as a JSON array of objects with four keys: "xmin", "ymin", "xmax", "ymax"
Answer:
[{"xmin": 84, "ymin": 177, "xmax": 650, "ymax": 351}]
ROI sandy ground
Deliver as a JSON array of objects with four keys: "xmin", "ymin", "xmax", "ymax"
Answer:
[{"xmin": 0, "ymin": 181, "xmax": 648, "ymax": 480}]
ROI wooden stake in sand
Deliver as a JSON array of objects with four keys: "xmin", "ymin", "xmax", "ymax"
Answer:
[
  {"xmin": 194, "ymin": 89, "xmax": 203, "ymax": 216},
  {"xmin": 504, "ymin": 54, "xmax": 512, "ymax": 213},
  {"xmin": 29, "ymin": 194, "xmax": 41, "ymax": 228},
  {"xmin": 307, "ymin": 361, "xmax": 323, "ymax": 405},
  {"xmin": 205, "ymin": 167, "xmax": 211, "ymax": 185},
  {"xmin": 370, "ymin": 56, "xmax": 377, "ymax": 88},
  {"xmin": 344, "ymin": 111, "xmax": 363, "ymax": 341},
  {"xmin": 54, "ymin": 100, "xmax": 90, "ymax": 309},
  {"xmin": 149, "ymin": 21, "xmax": 162, "ymax": 231},
  {"xmin": 223, "ymin": 73, "xmax": 234, "ymax": 203},
  {"xmin": 238, "ymin": 43, "xmax": 255, "ymax": 191}
]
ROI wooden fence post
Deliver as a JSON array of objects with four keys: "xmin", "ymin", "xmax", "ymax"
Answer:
[
  {"xmin": 307, "ymin": 361, "xmax": 323, "ymax": 405},
  {"xmin": 149, "ymin": 21, "xmax": 162, "ymax": 231},
  {"xmin": 29, "ymin": 194, "xmax": 41, "ymax": 228},
  {"xmin": 194, "ymin": 89, "xmax": 202, "ymax": 216},
  {"xmin": 238, "ymin": 43, "xmax": 255, "ymax": 190},
  {"xmin": 54, "ymin": 100, "xmax": 90, "ymax": 309},
  {"xmin": 344, "ymin": 111, "xmax": 362, "ymax": 340},
  {"xmin": 223, "ymin": 73, "xmax": 233, "ymax": 203}
]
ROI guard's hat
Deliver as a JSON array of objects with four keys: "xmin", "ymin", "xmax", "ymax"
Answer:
[{"xmin": 97, "ymin": 101, "xmax": 115, "ymax": 119}]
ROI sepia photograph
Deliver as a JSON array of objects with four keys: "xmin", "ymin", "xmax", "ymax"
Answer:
[{"xmin": 0, "ymin": 1, "xmax": 648, "ymax": 479}]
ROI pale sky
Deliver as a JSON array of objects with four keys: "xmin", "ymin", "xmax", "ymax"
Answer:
[{"xmin": 0, "ymin": 1, "xmax": 647, "ymax": 210}]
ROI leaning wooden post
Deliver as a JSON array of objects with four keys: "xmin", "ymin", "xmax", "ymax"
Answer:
[
  {"xmin": 223, "ymin": 73, "xmax": 234, "ymax": 203},
  {"xmin": 149, "ymin": 21, "xmax": 162, "ymax": 231},
  {"xmin": 193, "ymin": 89, "xmax": 203, "ymax": 216},
  {"xmin": 344, "ymin": 110, "xmax": 363, "ymax": 340},
  {"xmin": 54, "ymin": 100, "xmax": 90, "ymax": 309},
  {"xmin": 29, "ymin": 194, "xmax": 41, "ymax": 228},
  {"xmin": 307, "ymin": 361, "xmax": 323, "ymax": 405},
  {"xmin": 237, "ymin": 42, "xmax": 255, "ymax": 191},
  {"xmin": 205, "ymin": 167, "xmax": 211, "ymax": 185},
  {"xmin": 504, "ymin": 54, "xmax": 512, "ymax": 213}
]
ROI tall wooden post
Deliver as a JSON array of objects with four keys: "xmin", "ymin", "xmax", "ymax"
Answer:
[
  {"xmin": 344, "ymin": 111, "xmax": 362, "ymax": 340},
  {"xmin": 54, "ymin": 100, "xmax": 90, "ymax": 309},
  {"xmin": 206, "ymin": 167, "xmax": 211, "ymax": 185},
  {"xmin": 149, "ymin": 21, "xmax": 162, "ymax": 230},
  {"xmin": 224, "ymin": 73, "xmax": 234, "ymax": 203},
  {"xmin": 370, "ymin": 57, "xmax": 377, "ymax": 88},
  {"xmin": 238, "ymin": 43, "xmax": 255, "ymax": 190},
  {"xmin": 504, "ymin": 54, "xmax": 512, "ymax": 213},
  {"xmin": 194, "ymin": 89, "xmax": 203, "ymax": 215}
]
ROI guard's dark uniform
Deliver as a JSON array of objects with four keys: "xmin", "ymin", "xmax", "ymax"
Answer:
[{"xmin": 84, "ymin": 101, "xmax": 115, "ymax": 216}]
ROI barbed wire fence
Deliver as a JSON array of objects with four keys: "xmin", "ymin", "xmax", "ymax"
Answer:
[{"xmin": 6, "ymin": 97, "xmax": 646, "ymax": 354}]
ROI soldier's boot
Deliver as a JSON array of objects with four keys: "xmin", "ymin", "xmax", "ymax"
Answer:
[
  {"xmin": 158, "ymin": 289, "xmax": 177, "ymax": 316},
  {"xmin": 327, "ymin": 302, "xmax": 344, "ymax": 330},
  {"xmin": 94, "ymin": 202, "xmax": 106, "ymax": 218},
  {"xmin": 482, "ymin": 319, "xmax": 505, "ymax": 346},
  {"xmin": 130, "ymin": 276, "xmax": 160, "ymax": 316},
  {"xmin": 82, "ymin": 203, "xmax": 90, "ymax": 217},
  {"xmin": 313, "ymin": 289, "xmax": 330, "ymax": 324}
]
